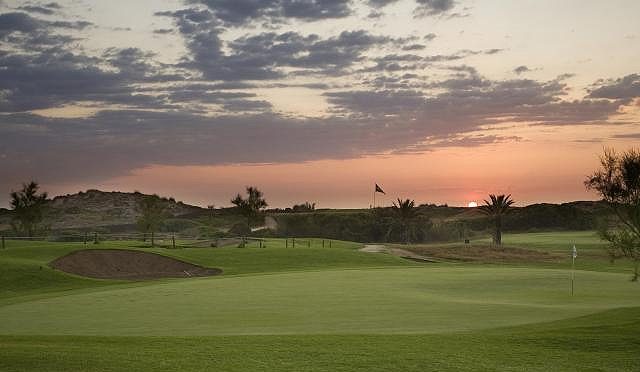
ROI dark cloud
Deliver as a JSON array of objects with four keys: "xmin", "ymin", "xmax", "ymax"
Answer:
[
  {"xmin": 611, "ymin": 133, "xmax": 640, "ymax": 139},
  {"xmin": 360, "ymin": 49, "xmax": 503, "ymax": 73},
  {"xmin": 587, "ymin": 73, "xmax": 640, "ymax": 100},
  {"xmin": 414, "ymin": 0, "xmax": 456, "ymax": 17},
  {"xmin": 402, "ymin": 43, "xmax": 426, "ymax": 51},
  {"xmin": 423, "ymin": 33, "xmax": 437, "ymax": 41},
  {"xmin": 158, "ymin": 8, "xmax": 396, "ymax": 80},
  {"xmin": 0, "ymin": 11, "xmax": 92, "ymax": 48},
  {"xmin": 153, "ymin": 28, "xmax": 174, "ymax": 34},
  {"xmin": 514, "ymin": 65, "xmax": 530, "ymax": 75},
  {"xmin": 0, "ymin": 12, "xmax": 42, "ymax": 36},
  {"xmin": 49, "ymin": 20, "xmax": 93, "ymax": 29},
  {"xmin": 0, "ymin": 71, "xmax": 633, "ymax": 196},
  {"xmin": 391, "ymin": 134, "xmax": 522, "ymax": 154},
  {"xmin": 367, "ymin": 0, "xmax": 400, "ymax": 8},
  {"xmin": 187, "ymin": 0, "xmax": 352, "ymax": 26},
  {"xmin": 326, "ymin": 75, "xmax": 622, "ymax": 127},
  {"xmin": 16, "ymin": 5, "xmax": 56, "ymax": 15}
]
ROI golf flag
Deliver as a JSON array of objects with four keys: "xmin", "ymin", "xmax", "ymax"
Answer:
[
  {"xmin": 572, "ymin": 245, "xmax": 577, "ymax": 259},
  {"xmin": 375, "ymin": 184, "xmax": 385, "ymax": 194}
]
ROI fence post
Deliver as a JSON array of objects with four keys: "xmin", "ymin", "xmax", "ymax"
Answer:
[
  {"xmin": 83, "ymin": 232, "xmax": 87, "ymax": 246},
  {"xmin": 322, "ymin": 239, "xmax": 325, "ymax": 248},
  {"xmin": 293, "ymin": 238, "xmax": 296, "ymax": 248},
  {"xmin": 285, "ymin": 238, "xmax": 288, "ymax": 248},
  {"xmin": 93, "ymin": 232, "xmax": 98, "ymax": 244},
  {"xmin": 1, "ymin": 234, "xmax": 5, "ymax": 249},
  {"xmin": 172, "ymin": 234, "xmax": 176, "ymax": 249},
  {"xmin": 329, "ymin": 240, "xmax": 332, "ymax": 248},
  {"xmin": 259, "ymin": 240, "xmax": 263, "ymax": 248},
  {"xmin": 308, "ymin": 239, "xmax": 310, "ymax": 248}
]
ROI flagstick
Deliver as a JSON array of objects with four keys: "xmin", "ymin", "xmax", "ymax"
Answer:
[
  {"xmin": 571, "ymin": 244, "xmax": 576, "ymax": 296},
  {"xmin": 571, "ymin": 252, "xmax": 575, "ymax": 296},
  {"xmin": 373, "ymin": 186, "xmax": 376, "ymax": 209}
]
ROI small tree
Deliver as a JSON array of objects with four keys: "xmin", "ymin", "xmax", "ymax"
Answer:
[
  {"xmin": 10, "ymin": 181, "xmax": 48, "ymax": 237},
  {"xmin": 136, "ymin": 194, "xmax": 170, "ymax": 247},
  {"xmin": 479, "ymin": 194, "xmax": 514, "ymax": 246},
  {"xmin": 392, "ymin": 198, "xmax": 417, "ymax": 244},
  {"xmin": 231, "ymin": 186, "xmax": 268, "ymax": 232},
  {"xmin": 585, "ymin": 148, "xmax": 640, "ymax": 281}
]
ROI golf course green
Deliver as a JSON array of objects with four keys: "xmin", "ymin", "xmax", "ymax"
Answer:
[{"xmin": 1, "ymin": 232, "xmax": 638, "ymax": 371}]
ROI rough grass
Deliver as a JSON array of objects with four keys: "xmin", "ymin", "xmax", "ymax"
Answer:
[{"xmin": 398, "ymin": 243, "xmax": 562, "ymax": 262}]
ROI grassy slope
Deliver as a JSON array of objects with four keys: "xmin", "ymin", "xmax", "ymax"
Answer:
[
  {"xmin": 1, "ymin": 307, "xmax": 638, "ymax": 372},
  {"xmin": 0, "ymin": 238, "xmax": 412, "ymax": 302}
]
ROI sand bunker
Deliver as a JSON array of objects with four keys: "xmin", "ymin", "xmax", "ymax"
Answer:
[{"xmin": 50, "ymin": 249, "xmax": 222, "ymax": 280}]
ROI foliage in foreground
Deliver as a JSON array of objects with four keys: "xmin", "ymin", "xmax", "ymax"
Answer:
[{"xmin": 586, "ymin": 147, "xmax": 640, "ymax": 280}]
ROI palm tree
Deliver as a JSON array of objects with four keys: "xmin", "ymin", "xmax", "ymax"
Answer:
[
  {"xmin": 392, "ymin": 198, "xmax": 417, "ymax": 244},
  {"xmin": 10, "ymin": 181, "xmax": 48, "ymax": 237},
  {"xmin": 479, "ymin": 194, "xmax": 514, "ymax": 246}
]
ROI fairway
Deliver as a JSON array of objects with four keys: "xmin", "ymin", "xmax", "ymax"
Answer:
[{"xmin": 1, "ymin": 266, "xmax": 638, "ymax": 336}]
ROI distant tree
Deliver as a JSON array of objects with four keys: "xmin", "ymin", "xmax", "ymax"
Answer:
[
  {"xmin": 479, "ymin": 194, "xmax": 514, "ymax": 246},
  {"xmin": 585, "ymin": 148, "xmax": 640, "ymax": 281},
  {"xmin": 392, "ymin": 198, "xmax": 417, "ymax": 244},
  {"xmin": 136, "ymin": 194, "xmax": 170, "ymax": 247},
  {"xmin": 9, "ymin": 181, "xmax": 48, "ymax": 237},
  {"xmin": 292, "ymin": 202, "xmax": 316, "ymax": 212},
  {"xmin": 231, "ymin": 186, "xmax": 268, "ymax": 232}
]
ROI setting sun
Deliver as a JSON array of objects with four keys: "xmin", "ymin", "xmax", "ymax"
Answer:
[{"xmin": 468, "ymin": 201, "xmax": 478, "ymax": 208}]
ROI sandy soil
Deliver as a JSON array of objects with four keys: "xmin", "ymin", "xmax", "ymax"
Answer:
[{"xmin": 50, "ymin": 249, "xmax": 222, "ymax": 280}]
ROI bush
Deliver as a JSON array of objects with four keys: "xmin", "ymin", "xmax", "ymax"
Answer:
[{"xmin": 229, "ymin": 222, "xmax": 251, "ymax": 236}]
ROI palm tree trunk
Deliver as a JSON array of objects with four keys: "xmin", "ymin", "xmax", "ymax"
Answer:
[
  {"xmin": 495, "ymin": 216, "xmax": 502, "ymax": 246},
  {"xmin": 151, "ymin": 231, "xmax": 155, "ymax": 247}
]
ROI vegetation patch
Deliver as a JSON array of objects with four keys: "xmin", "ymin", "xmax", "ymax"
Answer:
[{"xmin": 49, "ymin": 249, "xmax": 222, "ymax": 280}]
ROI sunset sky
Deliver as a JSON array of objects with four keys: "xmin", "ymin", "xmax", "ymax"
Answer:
[{"xmin": 0, "ymin": 0, "xmax": 639, "ymax": 208}]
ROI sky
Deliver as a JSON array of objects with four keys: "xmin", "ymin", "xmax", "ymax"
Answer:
[{"xmin": 0, "ymin": 0, "xmax": 639, "ymax": 208}]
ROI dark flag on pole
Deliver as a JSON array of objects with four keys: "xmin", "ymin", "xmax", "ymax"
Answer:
[{"xmin": 375, "ymin": 184, "xmax": 385, "ymax": 194}]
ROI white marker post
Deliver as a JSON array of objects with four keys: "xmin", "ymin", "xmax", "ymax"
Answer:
[{"xmin": 571, "ymin": 245, "xmax": 577, "ymax": 296}]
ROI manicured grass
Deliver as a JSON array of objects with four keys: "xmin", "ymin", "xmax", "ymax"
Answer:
[
  {"xmin": 1, "ymin": 231, "xmax": 638, "ymax": 372},
  {"xmin": 1, "ymin": 266, "xmax": 638, "ymax": 336},
  {"xmin": 1, "ymin": 307, "xmax": 638, "ymax": 372}
]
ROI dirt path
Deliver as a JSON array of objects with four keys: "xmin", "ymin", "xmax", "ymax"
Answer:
[{"xmin": 360, "ymin": 244, "xmax": 441, "ymax": 263}]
